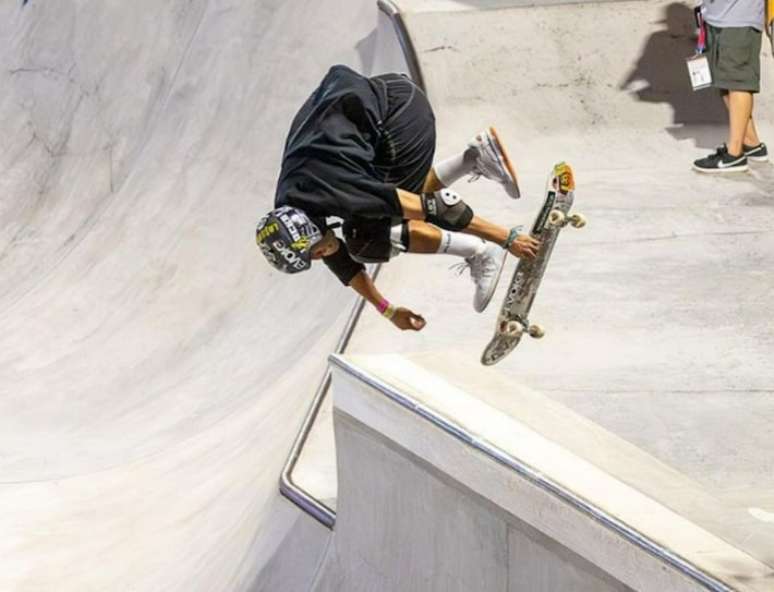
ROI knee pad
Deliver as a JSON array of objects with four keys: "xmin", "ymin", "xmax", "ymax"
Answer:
[{"xmin": 421, "ymin": 189, "xmax": 474, "ymax": 231}]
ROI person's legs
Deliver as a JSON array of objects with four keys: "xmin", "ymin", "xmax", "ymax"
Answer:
[
  {"xmin": 724, "ymin": 91, "xmax": 758, "ymax": 155},
  {"xmin": 401, "ymin": 220, "xmax": 504, "ymax": 312},
  {"xmin": 433, "ymin": 147, "xmax": 476, "ymax": 187},
  {"xmin": 694, "ymin": 26, "xmax": 764, "ymax": 172},
  {"xmin": 421, "ymin": 168, "xmax": 445, "ymax": 193},
  {"xmin": 431, "ymin": 127, "xmax": 520, "ymax": 198},
  {"xmin": 403, "ymin": 220, "xmax": 486, "ymax": 256},
  {"xmin": 722, "ymin": 91, "xmax": 763, "ymax": 152}
]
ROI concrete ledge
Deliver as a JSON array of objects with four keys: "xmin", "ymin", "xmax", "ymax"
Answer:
[{"xmin": 329, "ymin": 353, "xmax": 773, "ymax": 592}]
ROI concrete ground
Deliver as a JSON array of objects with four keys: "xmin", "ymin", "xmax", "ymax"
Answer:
[
  {"xmin": 0, "ymin": 0, "xmax": 389, "ymax": 590},
  {"xmin": 319, "ymin": 352, "xmax": 773, "ymax": 591},
  {"xmin": 2, "ymin": 0, "xmax": 773, "ymax": 589},
  {"xmin": 298, "ymin": 0, "xmax": 774, "ymax": 576}
]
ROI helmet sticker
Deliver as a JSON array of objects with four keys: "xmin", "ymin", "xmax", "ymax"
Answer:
[
  {"xmin": 256, "ymin": 221, "xmax": 279, "ymax": 244},
  {"xmin": 272, "ymin": 239, "xmax": 307, "ymax": 271},
  {"xmin": 279, "ymin": 213, "xmax": 302, "ymax": 242}
]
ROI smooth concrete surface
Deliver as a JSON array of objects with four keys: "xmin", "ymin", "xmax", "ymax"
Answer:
[
  {"xmin": 0, "ymin": 1, "xmax": 393, "ymax": 590},
  {"xmin": 389, "ymin": 0, "xmax": 648, "ymax": 11},
  {"xmin": 337, "ymin": 0, "xmax": 774, "ymax": 575},
  {"xmin": 302, "ymin": 0, "xmax": 774, "ymax": 578},
  {"xmin": 4, "ymin": 0, "xmax": 774, "ymax": 588},
  {"xmin": 320, "ymin": 353, "xmax": 774, "ymax": 592}
]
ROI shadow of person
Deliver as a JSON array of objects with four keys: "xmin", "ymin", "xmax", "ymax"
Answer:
[{"xmin": 620, "ymin": 2, "xmax": 727, "ymax": 149}]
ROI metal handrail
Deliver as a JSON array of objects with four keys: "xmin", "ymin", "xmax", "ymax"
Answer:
[
  {"xmin": 329, "ymin": 354, "xmax": 734, "ymax": 592},
  {"xmin": 279, "ymin": 267, "xmax": 381, "ymax": 528},
  {"xmin": 376, "ymin": 0, "xmax": 425, "ymax": 92},
  {"xmin": 278, "ymin": 0, "xmax": 426, "ymax": 529}
]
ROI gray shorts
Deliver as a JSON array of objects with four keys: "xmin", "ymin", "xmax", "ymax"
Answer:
[{"xmin": 707, "ymin": 24, "xmax": 762, "ymax": 93}]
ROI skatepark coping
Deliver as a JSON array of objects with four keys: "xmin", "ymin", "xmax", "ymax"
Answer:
[{"xmin": 328, "ymin": 352, "xmax": 774, "ymax": 592}]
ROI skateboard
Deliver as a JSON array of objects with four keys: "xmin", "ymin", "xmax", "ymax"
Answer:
[{"xmin": 481, "ymin": 162, "xmax": 584, "ymax": 366}]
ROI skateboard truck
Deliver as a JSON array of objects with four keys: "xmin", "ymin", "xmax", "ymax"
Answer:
[{"xmin": 498, "ymin": 316, "xmax": 545, "ymax": 340}]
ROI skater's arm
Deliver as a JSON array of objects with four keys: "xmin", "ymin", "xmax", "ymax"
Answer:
[
  {"xmin": 349, "ymin": 270, "xmax": 426, "ymax": 331},
  {"xmin": 464, "ymin": 216, "xmax": 540, "ymax": 259},
  {"xmin": 463, "ymin": 215, "xmax": 509, "ymax": 246}
]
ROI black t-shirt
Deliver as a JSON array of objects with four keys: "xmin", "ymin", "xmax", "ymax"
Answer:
[
  {"xmin": 275, "ymin": 65, "xmax": 411, "ymax": 285},
  {"xmin": 275, "ymin": 65, "xmax": 403, "ymax": 221}
]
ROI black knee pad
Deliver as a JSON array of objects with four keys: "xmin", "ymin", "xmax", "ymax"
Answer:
[{"xmin": 421, "ymin": 189, "xmax": 473, "ymax": 231}]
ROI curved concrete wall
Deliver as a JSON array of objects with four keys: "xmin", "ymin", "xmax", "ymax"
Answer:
[{"xmin": 0, "ymin": 1, "xmax": 390, "ymax": 589}]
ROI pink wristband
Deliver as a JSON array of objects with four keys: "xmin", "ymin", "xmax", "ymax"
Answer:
[{"xmin": 376, "ymin": 298, "xmax": 390, "ymax": 314}]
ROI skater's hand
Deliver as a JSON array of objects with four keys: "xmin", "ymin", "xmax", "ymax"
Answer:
[
  {"xmin": 391, "ymin": 307, "xmax": 426, "ymax": 331},
  {"xmin": 508, "ymin": 234, "xmax": 540, "ymax": 260}
]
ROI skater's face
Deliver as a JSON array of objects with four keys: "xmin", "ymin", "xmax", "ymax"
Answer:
[{"xmin": 310, "ymin": 230, "xmax": 339, "ymax": 259}]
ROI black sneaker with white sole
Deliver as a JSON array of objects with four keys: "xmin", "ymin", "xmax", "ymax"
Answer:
[
  {"xmin": 692, "ymin": 144, "xmax": 748, "ymax": 173},
  {"xmin": 743, "ymin": 142, "xmax": 768, "ymax": 163}
]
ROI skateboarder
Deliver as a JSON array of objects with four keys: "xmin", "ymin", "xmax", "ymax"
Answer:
[{"xmin": 256, "ymin": 65, "xmax": 539, "ymax": 331}]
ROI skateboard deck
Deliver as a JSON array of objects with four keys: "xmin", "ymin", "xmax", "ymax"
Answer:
[{"xmin": 481, "ymin": 162, "xmax": 583, "ymax": 366}]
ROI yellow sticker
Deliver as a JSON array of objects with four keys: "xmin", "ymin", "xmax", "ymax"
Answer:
[
  {"xmin": 554, "ymin": 162, "xmax": 575, "ymax": 193},
  {"xmin": 256, "ymin": 222, "xmax": 279, "ymax": 244},
  {"xmin": 290, "ymin": 236, "xmax": 311, "ymax": 250}
]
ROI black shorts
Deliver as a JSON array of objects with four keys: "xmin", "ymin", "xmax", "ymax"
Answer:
[
  {"xmin": 344, "ymin": 218, "xmax": 409, "ymax": 264},
  {"xmin": 345, "ymin": 74, "xmax": 436, "ymax": 263},
  {"xmin": 371, "ymin": 73, "xmax": 437, "ymax": 194}
]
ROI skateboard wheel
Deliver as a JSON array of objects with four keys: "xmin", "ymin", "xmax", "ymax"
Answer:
[
  {"xmin": 548, "ymin": 209, "xmax": 565, "ymax": 226},
  {"xmin": 569, "ymin": 213, "xmax": 587, "ymax": 228},
  {"xmin": 528, "ymin": 324, "xmax": 545, "ymax": 339},
  {"xmin": 504, "ymin": 320, "xmax": 524, "ymax": 338}
]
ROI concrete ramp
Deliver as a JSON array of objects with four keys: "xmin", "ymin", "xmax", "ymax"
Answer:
[
  {"xmin": 316, "ymin": 353, "xmax": 773, "ymax": 592},
  {"xmin": 0, "ymin": 1, "xmax": 399, "ymax": 590}
]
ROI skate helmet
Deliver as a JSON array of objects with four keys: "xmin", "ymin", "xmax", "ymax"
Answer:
[{"xmin": 256, "ymin": 206, "xmax": 323, "ymax": 274}]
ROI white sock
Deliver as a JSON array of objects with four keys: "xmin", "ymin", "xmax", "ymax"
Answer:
[
  {"xmin": 433, "ymin": 146, "xmax": 476, "ymax": 187},
  {"xmin": 436, "ymin": 230, "xmax": 486, "ymax": 259}
]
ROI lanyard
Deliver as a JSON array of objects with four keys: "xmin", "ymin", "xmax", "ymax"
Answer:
[{"xmin": 694, "ymin": 6, "xmax": 707, "ymax": 53}]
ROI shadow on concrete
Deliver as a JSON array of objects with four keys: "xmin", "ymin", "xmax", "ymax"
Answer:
[{"xmin": 620, "ymin": 2, "xmax": 727, "ymax": 149}]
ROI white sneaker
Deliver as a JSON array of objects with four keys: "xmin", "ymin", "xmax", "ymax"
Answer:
[
  {"xmin": 467, "ymin": 127, "xmax": 521, "ymax": 199},
  {"xmin": 453, "ymin": 243, "xmax": 507, "ymax": 313}
]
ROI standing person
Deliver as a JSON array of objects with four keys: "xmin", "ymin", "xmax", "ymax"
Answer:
[
  {"xmin": 693, "ymin": 0, "xmax": 768, "ymax": 173},
  {"xmin": 256, "ymin": 65, "xmax": 539, "ymax": 331}
]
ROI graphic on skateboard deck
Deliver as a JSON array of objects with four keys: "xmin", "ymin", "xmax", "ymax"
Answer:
[{"xmin": 481, "ymin": 162, "xmax": 584, "ymax": 366}]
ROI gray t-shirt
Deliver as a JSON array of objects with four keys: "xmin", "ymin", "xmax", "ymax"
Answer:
[{"xmin": 703, "ymin": 0, "xmax": 765, "ymax": 30}]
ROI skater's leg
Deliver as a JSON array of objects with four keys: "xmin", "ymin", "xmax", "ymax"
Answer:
[
  {"xmin": 402, "ymin": 220, "xmax": 487, "ymax": 256},
  {"xmin": 434, "ymin": 127, "xmax": 519, "ymax": 197},
  {"xmin": 400, "ymin": 220, "xmax": 501, "ymax": 313},
  {"xmin": 421, "ymin": 168, "xmax": 446, "ymax": 193},
  {"xmin": 434, "ymin": 148, "xmax": 477, "ymax": 187},
  {"xmin": 396, "ymin": 188, "xmax": 538, "ymax": 259}
]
